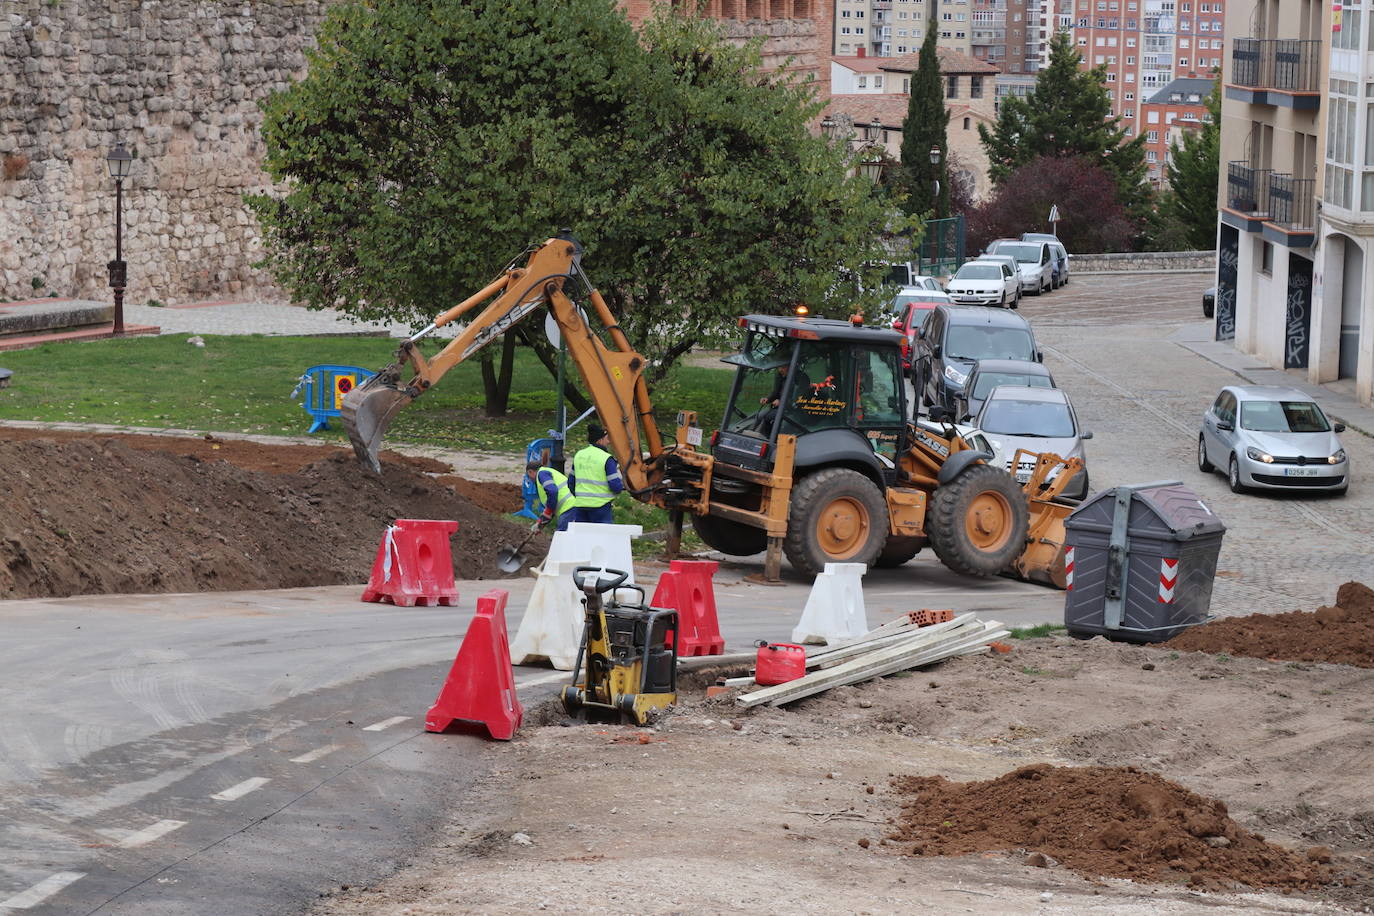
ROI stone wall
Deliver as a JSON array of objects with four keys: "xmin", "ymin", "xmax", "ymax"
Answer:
[
  {"xmin": 2, "ymin": 0, "xmax": 832, "ymax": 306},
  {"xmin": 0, "ymin": 1, "xmax": 326, "ymax": 305},
  {"xmin": 1070, "ymin": 250, "xmax": 1217, "ymax": 273}
]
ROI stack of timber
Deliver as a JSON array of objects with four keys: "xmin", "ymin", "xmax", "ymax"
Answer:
[{"xmin": 737, "ymin": 613, "xmax": 1007, "ymax": 708}]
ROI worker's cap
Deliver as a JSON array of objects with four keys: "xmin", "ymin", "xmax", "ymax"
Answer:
[
  {"xmin": 525, "ymin": 460, "xmax": 544, "ymax": 472},
  {"xmin": 587, "ymin": 424, "xmax": 607, "ymax": 444}
]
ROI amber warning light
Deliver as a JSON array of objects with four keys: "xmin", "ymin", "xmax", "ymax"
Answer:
[{"xmin": 793, "ymin": 304, "xmax": 810, "ymax": 317}]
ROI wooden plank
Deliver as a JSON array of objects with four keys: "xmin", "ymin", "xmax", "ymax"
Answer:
[
  {"xmin": 739, "ymin": 620, "xmax": 1003, "ymax": 708},
  {"xmin": 803, "ymin": 614, "xmax": 973, "ymax": 667},
  {"xmin": 806, "ymin": 617, "xmax": 974, "ymax": 669}
]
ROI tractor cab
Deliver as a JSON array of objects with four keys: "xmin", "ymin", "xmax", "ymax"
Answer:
[{"xmin": 714, "ymin": 315, "xmax": 910, "ymax": 482}]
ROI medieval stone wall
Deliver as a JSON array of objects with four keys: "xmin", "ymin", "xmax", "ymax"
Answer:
[
  {"xmin": 0, "ymin": 0, "xmax": 326, "ymax": 305},
  {"xmin": 1, "ymin": 0, "xmax": 831, "ymax": 305}
]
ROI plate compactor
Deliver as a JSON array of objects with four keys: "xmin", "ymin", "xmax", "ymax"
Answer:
[{"xmin": 561, "ymin": 567, "xmax": 679, "ymax": 725}]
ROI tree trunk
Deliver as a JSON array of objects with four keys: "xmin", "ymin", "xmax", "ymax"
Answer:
[{"xmin": 480, "ymin": 332, "xmax": 519, "ymax": 417}]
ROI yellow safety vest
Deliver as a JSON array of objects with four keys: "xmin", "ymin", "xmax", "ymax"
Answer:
[
  {"xmin": 535, "ymin": 468, "xmax": 575, "ymax": 518},
  {"xmin": 572, "ymin": 445, "xmax": 615, "ymax": 508}
]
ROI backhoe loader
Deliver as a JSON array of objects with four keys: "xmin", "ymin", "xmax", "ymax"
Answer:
[{"xmin": 342, "ymin": 234, "xmax": 1079, "ymax": 586}]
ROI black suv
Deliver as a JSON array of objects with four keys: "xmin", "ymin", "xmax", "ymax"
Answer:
[{"xmin": 912, "ymin": 305, "xmax": 1042, "ymax": 415}]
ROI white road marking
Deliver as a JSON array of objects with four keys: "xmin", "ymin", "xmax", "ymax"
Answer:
[
  {"xmin": 289, "ymin": 744, "xmax": 342, "ymax": 764},
  {"xmin": 0, "ymin": 872, "xmax": 85, "ymax": 909},
  {"xmin": 516, "ymin": 671, "xmax": 569, "ymax": 690},
  {"xmin": 210, "ymin": 777, "xmax": 270, "ymax": 801},
  {"xmin": 361, "ymin": 716, "xmax": 411, "ymax": 732},
  {"xmin": 117, "ymin": 818, "xmax": 186, "ymax": 848}
]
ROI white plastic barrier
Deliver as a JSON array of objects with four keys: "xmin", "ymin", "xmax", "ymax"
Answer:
[
  {"xmin": 540, "ymin": 522, "xmax": 643, "ymax": 584},
  {"xmin": 510, "ymin": 560, "xmax": 586, "ymax": 670},
  {"xmin": 791, "ymin": 562, "xmax": 869, "ymax": 645}
]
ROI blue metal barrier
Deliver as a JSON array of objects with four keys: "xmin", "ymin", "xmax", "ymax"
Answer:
[
  {"xmin": 290, "ymin": 365, "xmax": 375, "ymax": 433},
  {"xmin": 517, "ymin": 436, "xmax": 564, "ymax": 518}
]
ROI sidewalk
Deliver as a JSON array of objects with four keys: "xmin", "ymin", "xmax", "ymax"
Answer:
[
  {"xmin": 121, "ymin": 299, "xmax": 452, "ymax": 339},
  {"xmin": 1173, "ymin": 322, "xmax": 1374, "ymax": 437}
]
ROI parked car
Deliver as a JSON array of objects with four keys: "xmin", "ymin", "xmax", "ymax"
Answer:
[
  {"xmin": 889, "ymin": 292, "xmax": 946, "ymax": 371},
  {"xmin": 1021, "ymin": 233, "xmax": 1071, "ymax": 287},
  {"xmin": 987, "ymin": 239, "xmax": 1054, "ymax": 295},
  {"xmin": 945, "ymin": 260, "xmax": 1020, "ymax": 308},
  {"xmin": 1202, "ymin": 285, "xmax": 1215, "ymax": 318},
  {"xmin": 1198, "ymin": 385, "xmax": 1349, "ymax": 495},
  {"xmin": 912, "ymin": 305, "xmax": 1042, "ymax": 414},
  {"xmin": 956, "ymin": 358, "xmax": 1056, "ymax": 420},
  {"xmin": 906, "ymin": 275, "xmax": 946, "ymax": 293},
  {"xmin": 888, "ymin": 285, "xmax": 950, "ymax": 314},
  {"xmin": 974, "ymin": 385, "xmax": 1092, "ymax": 500},
  {"xmin": 974, "ymin": 253, "xmax": 1025, "ymax": 305}
]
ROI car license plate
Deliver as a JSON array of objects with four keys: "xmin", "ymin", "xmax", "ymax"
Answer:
[{"xmin": 1285, "ymin": 467, "xmax": 1320, "ymax": 477}]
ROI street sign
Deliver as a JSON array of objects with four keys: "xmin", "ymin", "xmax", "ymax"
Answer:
[{"xmin": 1048, "ymin": 204, "xmax": 1061, "ymax": 223}]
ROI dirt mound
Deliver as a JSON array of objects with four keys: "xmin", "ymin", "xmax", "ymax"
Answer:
[
  {"xmin": 889, "ymin": 763, "xmax": 1338, "ymax": 891},
  {"xmin": 0, "ymin": 436, "xmax": 540, "ymax": 599},
  {"xmin": 1166, "ymin": 581, "xmax": 1374, "ymax": 667},
  {"xmin": 436, "ymin": 475, "xmax": 522, "ymax": 517},
  {"xmin": 0, "ymin": 425, "xmax": 452, "ymax": 475}
]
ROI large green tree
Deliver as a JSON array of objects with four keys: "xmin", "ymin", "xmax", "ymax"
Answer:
[
  {"xmin": 1165, "ymin": 79, "xmax": 1222, "ymax": 249},
  {"xmin": 248, "ymin": 0, "xmax": 906, "ymax": 412},
  {"xmin": 899, "ymin": 8, "xmax": 949, "ymax": 218},
  {"xmin": 979, "ymin": 29, "xmax": 1150, "ymax": 229}
]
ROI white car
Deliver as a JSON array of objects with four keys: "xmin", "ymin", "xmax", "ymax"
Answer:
[
  {"xmin": 973, "ymin": 385, "xmax": 1092, "ymax": 499},
  {"xmin": 988, "ymin": 239, "xmax": 1054, "ymax": 295},
  {"xmin": 945, "ymin": 260, "xmax": 1020, "ymax": 308},
  {"xmin": 975, "ymin": 254, "xmax": 1025, "ymax": 302}
]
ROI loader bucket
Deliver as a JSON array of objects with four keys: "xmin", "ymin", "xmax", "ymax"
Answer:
[
  {"xmin": 341, "ymin": 369, "xmax": 414, "ymax": 473},
  {"xmin": 1010, "ymin": 498, "xmax": 1074, "ymax": 588}
]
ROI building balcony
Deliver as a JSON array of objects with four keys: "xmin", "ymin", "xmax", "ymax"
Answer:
[
  {"xmin": 1268, "ymin": 174, "xmax": 1316, "ymax": 237},
  {"xmin": 874, "ymin": 26, "xmax": 892, "ymax": 39},
  {"xmin": 1228, "ymin": 38, "xmax": 1321, "ymax": 109},
  {"xmin": 872, "ymin": 0, "xmax": 893, "ymax": 8},
  {"xmin": 1225, "ymin": 161, "xmax": 1272, "ymax": 219}
]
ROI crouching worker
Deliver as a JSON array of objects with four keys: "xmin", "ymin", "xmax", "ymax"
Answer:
[
  {"xmin": 526, "ymin": 460, "xmax": 575, "ymax": 532},
  {"xmin": 570, "ymin": 424, "xmax": 624, "ymax": 525}
]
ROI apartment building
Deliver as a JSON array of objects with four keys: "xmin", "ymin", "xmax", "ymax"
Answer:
[
  {"xmin": 1141, "ymin": 75, "xmax": 1213, "ymax": 184},
  {"xmin": 970, "ymin": 0, "xmax": 1046, "ymax": 73},
  {"xmin": 833, "ymin": 0, "xmax": 976, "ymax": 57},
  {"xmin": 827, "ymin": 49, "xmax": 1002, "ymax": 197},
  {"xmin": 1214, "ymin": 0, "xmax": 1372, "ymax": 402},
  {"xmin": 1065, "ymin": 0, "xmax": 1225, "ymax": 128}
]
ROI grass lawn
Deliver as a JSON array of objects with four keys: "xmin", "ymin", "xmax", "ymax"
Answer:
[{"xmin": 0, "ymin": 334, "xmax": 736, "ymax": 454}]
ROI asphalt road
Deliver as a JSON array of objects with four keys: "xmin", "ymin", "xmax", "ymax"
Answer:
[{"xmin": 0, "ymin": 564, "xmax": 1059, "ymax": 914}]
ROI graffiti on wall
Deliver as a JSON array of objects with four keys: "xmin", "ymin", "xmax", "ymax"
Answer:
[
  {"xmin": 1285, "ymin": 254, "xmax": 1312, "ymax": 369},
  {"xmin": 1216, "ymin": 226, "xmax": 1239, "ymax": 341}
]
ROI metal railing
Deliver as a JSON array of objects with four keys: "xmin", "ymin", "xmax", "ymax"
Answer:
[
  {"xmin": 1226, "ymin": 161, "xmax": 1272, "ymax": 214},
  {"xmin": 917, "ymin": 215, "xmax": 966, "ymax": 277},
  {"xmin": 1231, "ymin": 38, "xmax": 1321, "ymax": 92},
  {"xmin": 1268, "ymin": 174, "xmax": 1315, "ymax": 230}
]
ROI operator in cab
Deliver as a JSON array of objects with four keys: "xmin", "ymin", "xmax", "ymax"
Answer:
[
  {"xmin": 570, "ymin": 424, "xmax": 624, "ymax": 524},
  {"xmin": 525, "ymin": 459, "xmax": 575, "ymax": 532}
]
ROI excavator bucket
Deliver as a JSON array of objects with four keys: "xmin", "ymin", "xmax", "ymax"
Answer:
[
  {"xmin": 341, "ymin": 367, "xmax": 414, "ymax": 473},
  {"xmin": 1006, "ymin": 450, "xmax": 1083, "ymax": 589}
]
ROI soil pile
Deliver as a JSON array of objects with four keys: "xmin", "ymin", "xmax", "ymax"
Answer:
[
  {"xmin": 1166, "ymin": 581, "xmax": 1374, "ymax": 667},
  {"xmin": 436, "ymin": 475, "xmax": 522, "ymax": 516},
  {"xmin": 889, "ymin": 763, "xmax": 1336, "ymax": 891},
  {"xmin": 0, "ymin": 435, "xmax": 539, "ymax": 599}
]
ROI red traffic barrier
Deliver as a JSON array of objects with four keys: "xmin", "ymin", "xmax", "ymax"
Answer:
[
  {"xmin": 361, "ymin": 519, "xmax": 460, "ymax": 608},
  {"xmin": 652, "ymin": 559, "xmax": 724, "ymax": 657},
  {"xmin": 425, "ymin": 588, "xmax": 523, "ymax": 740}
]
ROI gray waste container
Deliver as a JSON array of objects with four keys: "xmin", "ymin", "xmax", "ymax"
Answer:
[{"xmin": 1063, "ymin": 480, "xmax": 1226, "ymax": 643}]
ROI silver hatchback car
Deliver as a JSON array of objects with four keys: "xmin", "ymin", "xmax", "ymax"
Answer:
[{"xmin": 1198, "ymin": 385, "xmax": 1349, "ymax": 495}]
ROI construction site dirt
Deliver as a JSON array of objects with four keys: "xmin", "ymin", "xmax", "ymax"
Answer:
[
  {"xmin": 312, "ymin": 628, "xmax": 1374, "ymax": 915},
  {"xmin": 0, "ymin": 430, "xmax": 536, "ymax": 598}
]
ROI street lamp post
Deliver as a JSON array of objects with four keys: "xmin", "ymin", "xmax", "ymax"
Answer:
[
  {"xmin": 929, "ymin": 145, "xmax": 943, "ymax": 219},
  {"xmin": 106, "ymin": 144, "xmax": 132, "ymax": 337}
]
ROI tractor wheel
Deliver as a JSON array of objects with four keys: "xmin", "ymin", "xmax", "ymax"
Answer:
[
  {"xmin": 690, "ymin": 513, "xmax": 768, "ymax": 556},
  {"xmin": 783, "ymin": 468, "xmax": 888, "ymax": 577},
  {"xmin": 927, "ymin": 464, "xmax": 1030, "ymax": 578},
  {"xmin": 874, "ymin": 536, "xmax": 924, "ymax": 568}
]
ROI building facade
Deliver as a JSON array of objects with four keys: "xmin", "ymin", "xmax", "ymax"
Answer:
[
  {"xmin": 832, "ymin": 0, "xmax": 979, "ymax": 57},
  {"xmin": 1214, "ymin": 0, "xmax": 1374, "ymax": 404},
  {"xmin": 827, "ymin": 49, "xmax": 1002, "ymax": 198},
  {"xmin": 1141, "ymin": 75, "xmax": 1213, "ymax": 184}
]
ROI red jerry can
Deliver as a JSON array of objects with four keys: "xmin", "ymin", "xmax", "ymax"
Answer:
[{"xmin": 755, "ymin": 642, "xmax": 806, "ymax": 686}]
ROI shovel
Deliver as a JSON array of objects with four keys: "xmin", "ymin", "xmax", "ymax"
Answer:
[{"xmin": 496, "ymin": 524, "xmax": 543, "ymax": 574}]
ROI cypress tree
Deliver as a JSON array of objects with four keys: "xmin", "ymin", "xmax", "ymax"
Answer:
[{"xmin": 900, "ymin": 6, "xmax": 950, "ymax": 218}]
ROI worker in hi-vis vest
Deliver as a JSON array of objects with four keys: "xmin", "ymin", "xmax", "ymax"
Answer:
[
  {"xmin": 525, "ymin": 459, "xmax": 575, "ymax": 532},
  {"xmin": 569, "ymin": 423, "xmax": 623, "ymax": 524}
]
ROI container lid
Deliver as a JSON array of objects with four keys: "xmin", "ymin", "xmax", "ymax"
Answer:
[{"xmin": 1065, "ymin": 482, "xmax": 1226, "ymax": 540}]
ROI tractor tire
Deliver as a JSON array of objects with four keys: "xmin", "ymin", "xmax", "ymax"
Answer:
[
  {"xmin": 927, "ymin": 464, "xmax": 1030, "ymax": 578},
  {"xmin": 874, "ymin": 536, "xmax": 924, "ymax": 568},
  {"xmin": 690, "ymin": 513, "xmax": 768, "ymax": 556},
  {"xmin": 783, "ymin": 468, "xmax": 888, "ymax": 578}
]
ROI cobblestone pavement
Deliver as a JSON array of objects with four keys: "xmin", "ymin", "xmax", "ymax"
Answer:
[{"xmin": 1019, "ymin": 272, "xmax": 1371, "ymax": 618}]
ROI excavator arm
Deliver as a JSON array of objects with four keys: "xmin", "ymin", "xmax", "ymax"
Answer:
[{"xmin": 341, "ymin": 235, "xmax": 665, "ymax": 494}]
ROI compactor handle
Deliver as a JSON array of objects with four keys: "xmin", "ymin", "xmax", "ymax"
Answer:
[{"xmin": 572, "ymin": 566, "xmax": 630, "ymax": 595}]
